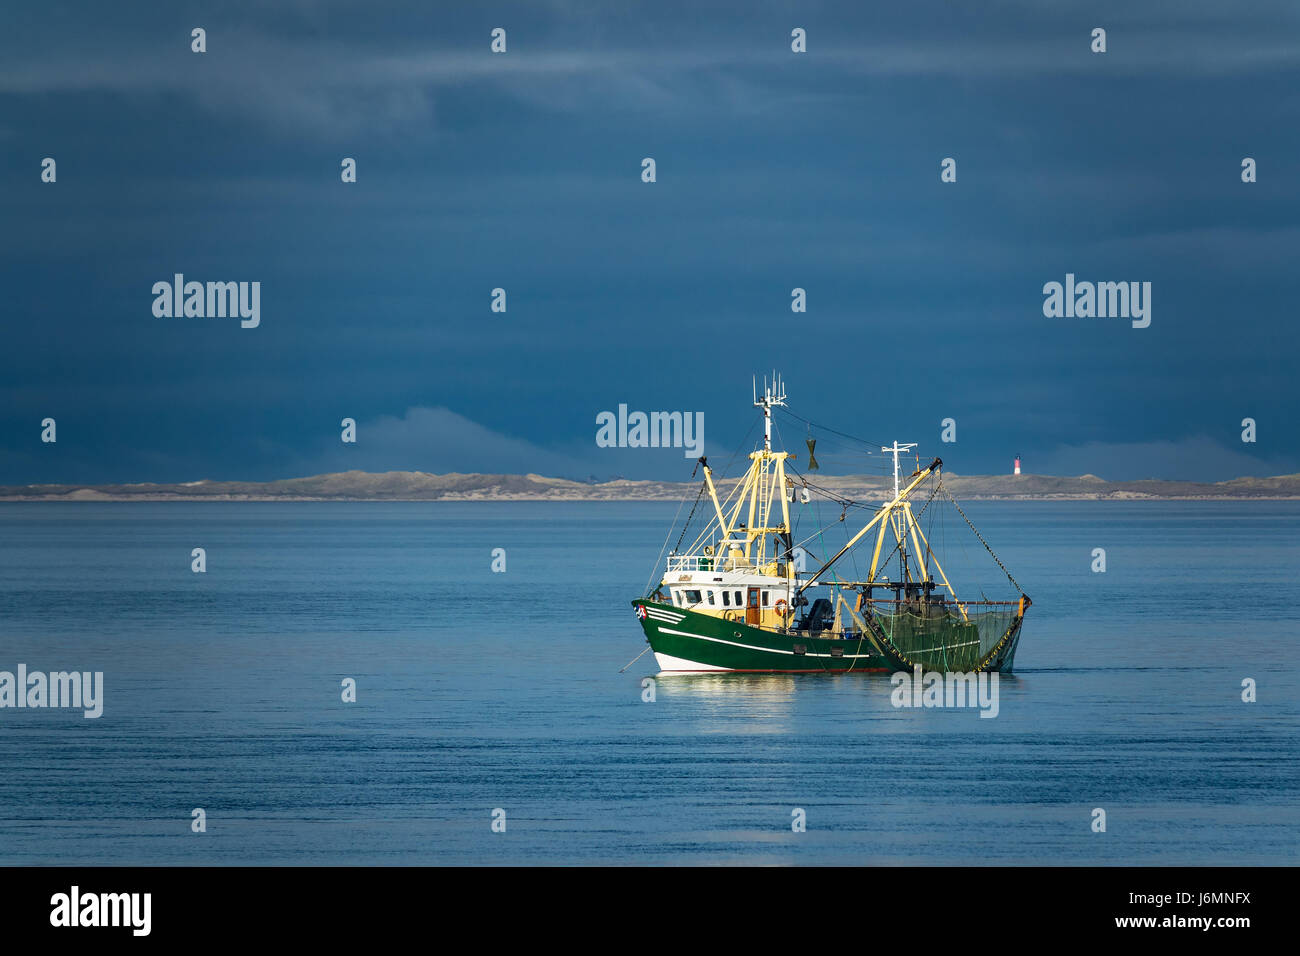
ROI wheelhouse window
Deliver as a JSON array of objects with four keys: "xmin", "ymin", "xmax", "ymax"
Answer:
[
  {"xmin": 762, "ymin": 590, "xmax": 770, "ymax": 606},
  {"xmin": 735, "ymin": 591, "xmax": 743, "ymax": 605},
  {"xmin": 684, "ymin": 589, "xmax": 702, "ymax": 605},
  {"xmin": 706, "ymin": 590, "xmax": 716, "ymax": 606},
  {"xmin": 722, "ymin": 591, "xmax": 731, "ymax": 607}
]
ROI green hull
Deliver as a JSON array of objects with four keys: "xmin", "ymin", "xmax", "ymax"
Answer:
[
  {"xmin": 633, "ymin": 600, "xmax": 892, "ymax": 673},
  {"xmin": 632, "ymin": 599, "xmax": 1025, "ymax": 674}
]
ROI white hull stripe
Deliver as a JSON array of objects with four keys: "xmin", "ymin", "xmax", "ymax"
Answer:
[
  {"xmin": 655, "ymin": 626, "xmax": 877, "ymax": 660},
  {"xmin": 645, "ymin": 609, "xmax": 685, "ymax": 624}
]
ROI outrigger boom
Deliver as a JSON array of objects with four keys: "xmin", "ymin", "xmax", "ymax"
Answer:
[{"xmin": 797, "ymin": 454, "xmax": 943, "ymax": 600}]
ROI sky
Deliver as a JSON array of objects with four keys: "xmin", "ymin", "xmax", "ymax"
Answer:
[{"xmin": 1, "ymin": 0, "xmax": 1297, "ymax": 484}]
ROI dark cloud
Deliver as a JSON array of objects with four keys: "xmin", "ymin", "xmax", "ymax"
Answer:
[{"xmin": 1, "ymin": 1, "xmax": 1297, "ymax": 482}]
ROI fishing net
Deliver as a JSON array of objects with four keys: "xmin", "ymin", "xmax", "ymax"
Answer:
[{"xmin": 869, "ymin": 606, "xmax": 1021, "ymax": 672}]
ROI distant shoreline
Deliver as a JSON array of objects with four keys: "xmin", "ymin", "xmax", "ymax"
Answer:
[{"xmin": 2, "ymin": 469, "xmax": 1298, "ymax": 502}]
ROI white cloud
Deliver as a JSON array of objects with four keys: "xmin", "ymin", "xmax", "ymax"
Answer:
[
  {"xmin": 289, "ymin": 405, "xmax": 710, "ymax": 480},
  {"xmin": 293, "ymin": 405, "xmax": 587, "ymax": 476},
  {"xmin": 4, "ymin": 9, "xmax": 1299, "ymax": 135}
]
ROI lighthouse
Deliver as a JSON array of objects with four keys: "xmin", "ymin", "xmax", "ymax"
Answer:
[{"xmin": 1014, "ymin": 455, "xmax": 1021, "ymax": 476}]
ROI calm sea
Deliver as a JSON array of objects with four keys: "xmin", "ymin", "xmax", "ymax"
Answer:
[{"xmin": 0, "ymin": 501, "xmax": 1296, "ymax": 865}]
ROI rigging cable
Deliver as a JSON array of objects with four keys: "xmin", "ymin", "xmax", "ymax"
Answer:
[
  {"xmin": 672, "ymin": 481, "xmax": 707, "ymax": 556},
  {"xmin": 869, "ymin": 472, "xmax": 943, "ymax": 580},
  {"xmin": 784, "ymin": 461, "xmax": 876, "ymax": 513},
  {"xmin": 941, "ymin": 485, "xmax": 1024, "ymax": 595},
  {"xmin": 643, "ymin": 483, "xmax": 693, "ymax": 597},
  {"xmin": 777, "ymin": 406, "xmax": 888, "ymax": 453},
  {"xmin": 662, "ymin": 415, "xmax": 761, "ymax": 569}
]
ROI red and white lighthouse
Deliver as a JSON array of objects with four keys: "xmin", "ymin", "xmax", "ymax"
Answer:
[{"xmin": 1014, "ymin": 455, "xmax": 1021, "ymax": 476}]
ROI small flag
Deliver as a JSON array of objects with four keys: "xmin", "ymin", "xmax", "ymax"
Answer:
[{"xmin": 636, "ymin": 605, "xmax": 648, "ymax": 620}]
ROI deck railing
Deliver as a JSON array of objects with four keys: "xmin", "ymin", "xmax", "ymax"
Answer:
[{"xmin": 665, "ymin": 553, "xmax": 755, "ymax": 574}]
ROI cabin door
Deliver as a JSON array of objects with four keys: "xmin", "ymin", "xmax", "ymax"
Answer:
[{"xmin": 746, "ymin": 587, "xmax": 761, "ymax": 625}]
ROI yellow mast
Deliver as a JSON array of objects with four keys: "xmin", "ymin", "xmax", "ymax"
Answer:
[
  {"xmin": 692, "ymin": 375, "xmax": 793, "ymax": 577},
  {"xmin": 742, "ymin": 374, "xmax": 789, "ymax": 570}
]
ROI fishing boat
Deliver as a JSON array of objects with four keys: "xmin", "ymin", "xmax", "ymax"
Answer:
[{"xmin": 630, "ymin": 376, "xmax": 1030, "ymax": 674}]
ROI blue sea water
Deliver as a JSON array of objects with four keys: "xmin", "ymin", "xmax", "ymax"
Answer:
[{"xmin": 0, "ymin": 500, "xmax": 1296, "ymax": 865}]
